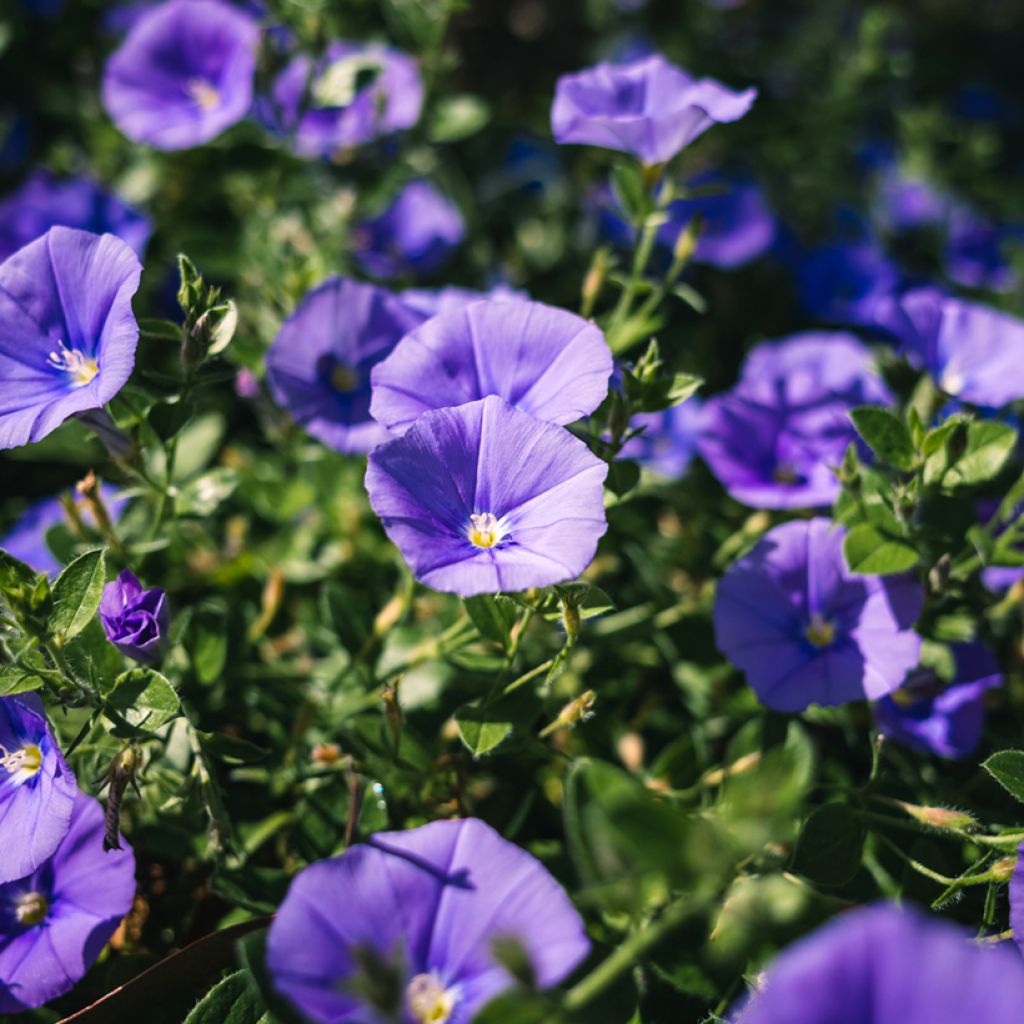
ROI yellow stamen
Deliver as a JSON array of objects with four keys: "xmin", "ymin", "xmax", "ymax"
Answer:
[
  {"xmin": 1, "ymin": 742, "xmax": 42, "ymax": 782},
  {"xmin": 187, "ymin": 78, "xmax": 221, "ymax": 112},
  {"xmin": 467, "ymin": 512, "xmax": 503, "ymax": 549},
  {"xmin": 15, "ymin": 892, "xmax": 48, "ymax": 926},
  {"xmin": 47, "ymin": 341, "xmax": 98, "ymax": 387},
  {"xmin": 407, "ymin": 974, "xmax": 456, "ymax": 1024},
  {"xmin": 331, "ymin": 364, "xmax": 359, "ymax": 393},
  {"xmin": 805, "ymin": 612, "xmax": 835, "ymax": 648}
]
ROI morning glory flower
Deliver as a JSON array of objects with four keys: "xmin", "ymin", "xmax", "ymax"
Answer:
[
  {"xmin": 551, "ymin": 54, "xmax": 756, "ymax": 166},
  {"xmin": 0, "ymin": 694, "xmax": 77, "ymax": 885},
  {"xmin": 734, "ymin": 902, "xmax": 1024, "ymax": 1024},
  {"xmin": 265, "ymin": 277, "xmax": 422, "ymax": 454},
  {"xmin": 621, "ymin": 399, "xmax": 704, "ymax": 478},
  {"xmin": 795, "ymin": 237, "xmax": 902, "ymax": 325},
  {"xmin": 370, "ymin": 299, "xmax": 613, "ymax": 435},
  {"xmin": 944, "ymin": 206, "xmax": 1021, "ymax": 293},
  {"xmin": 1, "ymin": 484, "xmax": 127, "ymax": 578},
  {"xmin": 266, "ymin": 817, "xmax": 590, "ymax": 1024},
  {"xmin": 874, "ymin": 643, "xmax": 1002, "ymax": 760},
  {"xmin": 355, "ymin": 181, "xmax": 465, "ymax": 279},
  {"xmin": 268, "ymin": 41, "xmax": 423, "ymax": 158},
  {"xmin": 366, "ymin": 396, "xmax": 608, "ymax": 596},
  {"xmin": 399, "ymin": 284, "xmax": 528, "ymax": 320},
  {"xmin": 0, "ymin": 170, "xmax": 151, "ymax": 262},
  {"xmin": 99, "ymin": 569, "xmax": 169, "ymax": 665},
  {"xmin": 0, "ymin": 226, "xmax": 142, "ymax": 450},
  {"xmin": 0, "ymin": 789, "xmax": 136, "ymax": 1014},
  {"xmin": 102, "ymin": 0, "xmax": 260, "ymax": 150},
  {"xmin": 714, "ymin": 518, "xmax": 923, "ymax": 712},
  {"xmin": 697, "ymin": 332, "xmax": 890, "ymax": 509},
  {"xmin": 873, "ymin": 286, "xmax": 1024, "ymax": 408}
]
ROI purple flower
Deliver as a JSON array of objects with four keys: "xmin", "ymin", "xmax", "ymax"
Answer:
[
  {"xmin": 355, "ymin": 181, "xmax": 465, "ymax": 279},
  {"xmin": 102, "ymin": 0, "xmax": 260, "ymax": 151},
  {"xmin": 874, "ymin": 643, "xmax": 1001, "ymax": 759},
  {"xmin": 734, "ymin": 902, "xmax": 1024, "ymax": 1024},
  {"xmin": 99, "ymin": 569, "xmax": 169, "ymax": 665},
  {"xmin": 370, "ymin": 299, "xmax": 613, "ymax": 436},
  {"xmin": 551, "ymin": 54, "xmax": 756, "ymax": 166},
  {"xmin": 697, "ymin": 332, "xmax": 890, "ymax": 509},
  {"xmin": 266, "ymin": 817, "xmax": 589, "ymax": 1024},
  {"xmin": 714, "ymin": 518, "xmax": 923, "ymax": 712},
  {"xmin": 944, "ymin": 206, "xmax": 1021, "ymax": 293},
  {"xmin": 622, "ymin": 399, "xmax": 703, "ymax": 478},
  {"xmin": 0, "ymin": 227, "xmax": 142, "ymax": 450},
  {"xmin": 399, "ymin": 284, "xmax": 528, "ymax": 321},
  {"xmin": 983, "ymin": 565, "xmax": 1024, "ymax": 593},
  {"xmin": 366, "ymin": 396, "xmax": 608, "ymax": 596},
  {"xmin": 1, "ymin": 484, "xmax": 128, "ymax": 578},
  {"xmin": 0, "ymin": 789, "xmax": 136, "ymax": 1014},
  {"xmin": 265, "ymin": 277, "xmax": 422, "ymax": 454},
  {"xmin": 874, "ymin": 165, "xmax": 948, "ymax": 234},
  {"xmin": 795, "ymin": 237, "xmax": 902, "ymax": 325},
  {"xmin": 0, "ymin": 695, "xmax": 77, "ymax": 885},
  {"xmin": 268, "ymin": 42, "xmax": 423, "ymax": 158},
  {"xmin": 873, "ymin": 287, "xmax": 1024, "ymax": 409},
  {"xmin": 0, "ymin": 171, "xmax": 151, "ymax": 262}
]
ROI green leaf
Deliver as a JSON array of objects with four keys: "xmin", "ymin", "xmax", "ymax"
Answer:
[
  {"xmin": 188, "ymin": 601, "xmax": 228, "ymax": 684},
  {"xmin": 610, "ymin": 161, "xmax": 650, "ymax": 225},
  {"xmin": 843, "ymin": 523, "xmax": 918, "ymax": 575},
  {"xmin": 850, "ymin": 406, "xmax": 916, "ymax": 471},
  {"xmin": 198, "ymin": 731, "xmax": 270, "ymax": 765},
  {"xmin": 606, "ymin": 459, "xmax": 641, "ymax": 498},
  {"xmin": 428, "ymin": 93, "xmax": 490, "ymax": 142},
  {"xmin": 472, "ymin": 991, "xmax": 563, "ymax": 1024},
  {"xmin": 455, "ymin": 689, "xmax": 540, "ymax": 758},
  {"xmin": 792, "ymin": 802, "xmax": 866, "ymax": 886},
  {"xmin": 174, "ymin": 467, "xmax": 239, "ymax": 517},
  {"xmin": 184, "ymin": 970, "xmax": 268, "ymax": 1024},
  {"xmin": 48, "ymin": 548, "xmax": 106, "ymax": 641},
  {"xmin": 237, "ymin": 929, "xmax": 308, "ymax": 1024},
  {"xmin": 0, "ymin": 663, "xmax": 45, "ymax": 696},
  {"xmin": 0, "ymin": 548, "xmax": 37, "ymax": 595},
  {"xmin": 464, "ymin": 594, "xmax": 518, "ymax": 651},
  {"xmin": 670, "ymin": 282, "xmax": 707, "ymax": 314},
  {"xmin": 108, "ymin": 668, "xmax": 180, "ymax": 732},
  {"xmin": 942, "ymin": 420, "xmax": 1017, "ymax": 488},
  {"xmin": 983, "ymin": 750, "xmax": 1024, "ymax": 804}
]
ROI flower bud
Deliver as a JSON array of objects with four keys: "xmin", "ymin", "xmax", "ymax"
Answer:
[{"xmin": 99, "ymin": 569, "xmax": 169, "ymax": 665}]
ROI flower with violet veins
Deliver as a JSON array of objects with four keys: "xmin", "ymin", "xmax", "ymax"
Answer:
[
  {"xmin": 0, "ymin": 694, "xmax": 77, "ymax": 885},
  {"xmin": 266, "ymin": 277, "xmax": 422, "ymax": 454},
  {"xmin": 365, "ymin": 396, "xmax": 608, "ymax": 596},
  {"xmin": 370, "ymin": 299, "xmax": 613, "ymax": 435},
  {"xmin": 0, "ymin": 226, "xmax": 141, "ymax": 450},
  {"xmin": 733, "ymin": 902, "xmax": 1024, "ymax": 1024},
  {"xmin": 266, "ymin": 817, "xmax": 589, "ymax": 1024},
  {"xmin": 0, "ymin": 170, "xmax": 151, "ymax": 262},
  {"xmin": 874, "ymin": 642, "xmax": 1002, "ymax": 759},
  {"xmin": 268, "ymin": 41, "xmax": 423, "ymax": 157},
  {"xmin": 355, "ymin": 181, "xmax": 465, "ymax": 279},
  {"xmin": 697, "ymin": 332, "xmax": 891, "ymax": 509},
  {"xmin": 872, "ymin": 286, "xmax": 1024, "ymax": 409},
  {"xmin": 714, "ymin": 518, "xmax": 923, "ymax": 712},
  {"xmin": 0, "ymin": 789, "xmax": 136, "ymax": 1014},
  {"xmin": 99, "ymin": 569, "xmax": 169, "ymax": 665},
  {"xmin": 551, "ymin": 53, "xmax": 756, "ymax": 167},
  {"xmin": 102, "ymin": 0, "xmax": 260, "ymax": 151}
]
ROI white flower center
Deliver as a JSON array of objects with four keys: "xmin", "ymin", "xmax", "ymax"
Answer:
[
  {"xmin": 467, "ymin": 512, "xmax": 506, "ymax": 550},
  {"xmin": 187, "ymin": 78, "xmax": 221, "ymax": 112},
  {"xmin": 407, "ymin": 973, "xmax": 456, "ymax": 1024},
  {"xmin": 0, "ymin": 742, "xmax": 43, "ymax": 784},
  {"xmin": 805, "ymin": 612, "xmax": 835, "ymax": 649},
  {"xmin": 15, "ymin": 891, "xmax": 48, "ymax": 926},
  {"xmin": 47, "ymin": 340, "xmax": 98, "ymax": 387}
]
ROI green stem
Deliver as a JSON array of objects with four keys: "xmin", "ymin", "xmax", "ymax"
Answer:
[{"xmin": 500, "ymin": 657, "xmax": 556, "ymax": 699}]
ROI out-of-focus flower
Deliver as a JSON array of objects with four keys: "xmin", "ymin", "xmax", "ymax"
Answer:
[
  {"xmin": 0, "ymin": 695, "xmax": 77, "ymax": 885},
  {"xmin": 874, "ymin": 165, "xmax": 948, "ymax": 234},
  {"xmin": 266, "ymin": 817, "xmax": 590, "ymax": 1023},
  {"xmin": 398, "ymin": 284, "xmax": 528, "ymax": 321},
  {"xmin": 0, "ymin": 171, "xmax": 151, "ymax": 262},
  {"xmin": 0, "ymin": 790, "xmax": 136, "ymax": 1014},
  {"xmin": 366, "ymin": 396, "xmax": 608, "ymax": 596},
  {"xmin": 873, "ymin": 286, "xmax": 1024, "ymax": 409},
  {"xmin": 99, "ymin": 569, "xmax": 169, "ymax": 665},
  {"xmin": 697, "ymin": 332, "xmax": 890, "ymax": 509},
  {"xmin": 551, "ymin": 54, "xmax": 756, "ymax": 166},
  {"xmin": 354, "ymin": 181, "xmax": 464, "ymax": 279},
  {"xmin": 874, "ymin": 643, "xmax": 1002, "ymax": 759},
  {"xmin": 795, "ymin": 237, "xmax": 902, "ymax": 325},
  {"xmin": 714, "ymin": 518, "xmax": 923, "ymax": 712},
  {"xmin": 0, "ymin": 227, "xmax": 142, "ymax": 450},
  {"xmin": 1, "ymin": 485, "xmax": 127, "ymax": 578},
  {"xmin": 233, "ymin": 367, "xmax": 260, "ymax": 399},
  {"xmin": 268, "ymin": 42, "xmax": 422, "ymax": 157},
  {"xmin": 622, "ymin": 399, "xmax": 704, "ymax": 478},
  {"xmin": 265, "ymin": 277, "xmax": 421, "ymax": 454},
  {"xmin": 944, "ymin": 205, "xmax": 1022, "ymax": 293},
  {"xmin": 371, "ymin": 299, "xmax": 612, "ymax": 435},
  {"xmin": 102, "ymin": 0, "xmax": 260, "ymax": 150},
  {"xmin": 734, "ymin": 902, "xmax": 1024, "ymax": 1023}
]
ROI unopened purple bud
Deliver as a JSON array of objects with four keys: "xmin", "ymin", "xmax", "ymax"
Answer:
[{"xmin": 99, "ymin": 569, "xmax": 169, "ymax": 665}]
